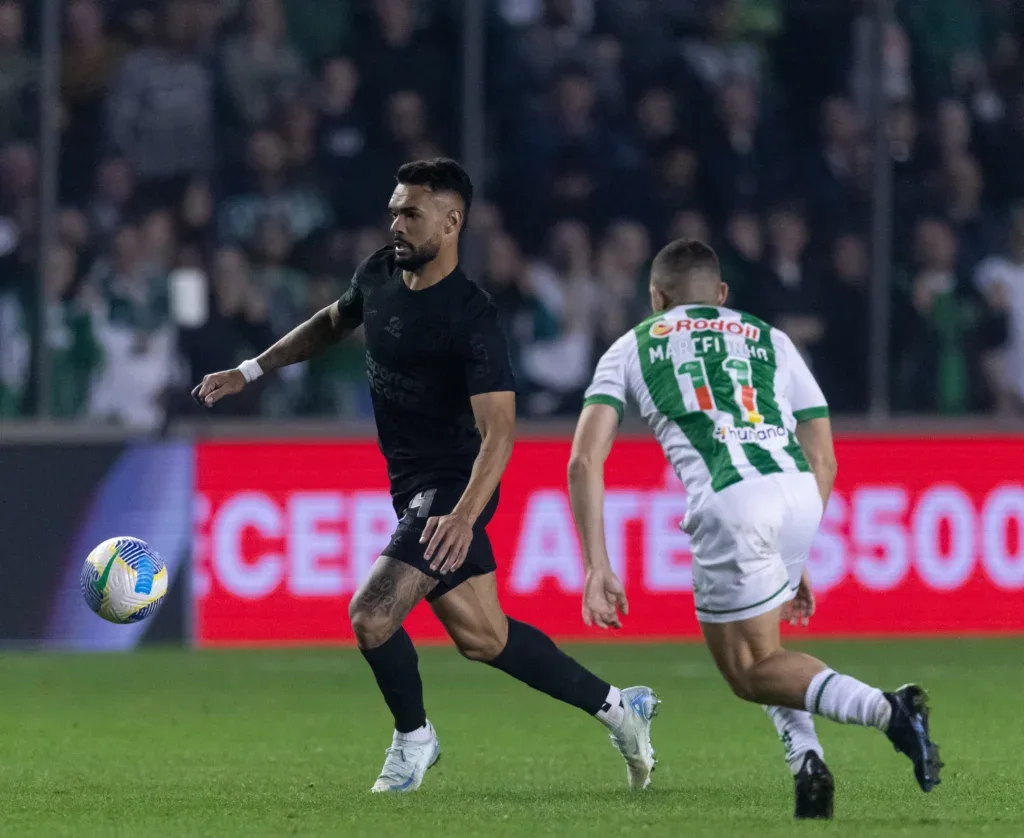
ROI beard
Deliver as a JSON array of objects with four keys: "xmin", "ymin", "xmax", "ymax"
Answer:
[{"xmin": 394, "ymin": 236, "xmax": 441, "ymax": 271}]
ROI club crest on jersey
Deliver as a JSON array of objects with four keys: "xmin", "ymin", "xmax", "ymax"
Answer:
[{"xmin": 648, "ymin": 317, "xmax": 761, "ymax": 341}]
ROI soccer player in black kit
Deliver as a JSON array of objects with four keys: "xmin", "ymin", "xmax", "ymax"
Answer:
[{"xmin": 193, "ymin": 158, "xmax": 659, "ymax": 793}]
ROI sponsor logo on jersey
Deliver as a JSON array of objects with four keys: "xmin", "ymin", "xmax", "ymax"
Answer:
[
  {"xmin": 649, "ymin": 317, "xmax": 761, "ymax": 341},
  {"xmin": 714, "ymin": 423, "xmax": 788, "ymax": 449}
]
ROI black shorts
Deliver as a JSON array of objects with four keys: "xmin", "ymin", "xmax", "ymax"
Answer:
[{"xmin": 383, "ymin": 482, "xmax": 500, "ymax": 601}]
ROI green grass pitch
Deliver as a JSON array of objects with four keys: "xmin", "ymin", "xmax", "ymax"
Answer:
[{"xmin": 1, "ymin": 639, "xmax": 1021, "ymax": 837}]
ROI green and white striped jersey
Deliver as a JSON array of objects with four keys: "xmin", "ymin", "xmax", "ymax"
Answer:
[{"xmin": 583, "ymin": 304, "xmax": 829, "ymax": 511}]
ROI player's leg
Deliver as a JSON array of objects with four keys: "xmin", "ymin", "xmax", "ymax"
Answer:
[
  {"xmin": 349, "ymin": 556, "xmax": 440, "ymax": 792},
  {"xmin": 763, "ymin": 491, "xmax": 831, "ymax": 818},
  {"xmin": 430, "ymin": 572, "xmax": 660, "ymax": 790},
  {"xmin": 701, "ymin": 606, "xmax": 942, "ymax": 792},
  {"xmin": 692, "ymin": 473, "xmax": 941, "ymax": 794}
]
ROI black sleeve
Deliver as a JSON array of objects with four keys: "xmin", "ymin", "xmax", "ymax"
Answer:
[
  {"xmin": 335, "ymin": 260, "xmax": 368, "ymax": 331},
  {"xmin": 459, "ymin": 295, "xmax": 517, "ymax": 396}
]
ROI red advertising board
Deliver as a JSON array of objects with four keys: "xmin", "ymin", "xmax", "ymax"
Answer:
[{"xmin": 194, "ymin": 437, "xmax": 1024, "ymax": 646}]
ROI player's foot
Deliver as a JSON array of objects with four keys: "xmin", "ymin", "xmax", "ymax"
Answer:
[
  {"xmin": 883, "ymin": 684, "xmax": 942, "ymax": 792},
  {"xmin": 608, "ymin": 686, "xmax": 660, "ymax": 790},
  {"xmin": 370, "ymin": 723, "xmax": 442, "ymax": 793},
  {"xmin": 793, "ymin": 751, "xmax": 834, "ymax": 820}
]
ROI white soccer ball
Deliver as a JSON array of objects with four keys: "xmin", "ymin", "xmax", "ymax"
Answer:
[{"xmin": 80, "ymin": 536, "xmax": 168, "ymax": 624}]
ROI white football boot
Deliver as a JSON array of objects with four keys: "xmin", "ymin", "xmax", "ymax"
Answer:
[
  {"xmin": 370, "ymin": 723, "xmax": 442, "ymax": 793},
  {"xmin": 608, "ymin": 686, "xmax": 660, "ymax": 790}
]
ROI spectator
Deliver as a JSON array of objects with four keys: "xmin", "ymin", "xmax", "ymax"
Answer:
[
  {"xmin": 354, "ymin": 0, "xmax": 450, "ymax": 120},
  {"xmin": 761, "ymin": 203, "xmax": 825, "ymax": 364},
  {"xmin": 275, "ymin": 95, "xmax": 319, "ymax": 178},
  {"xmin": 594, "ymin": 219, "xmax": 651, "ymax": 349},
  {"xmin": 316, "ymin": 56, "xmax": 384, "ymax": 227},
  {"xmin": 218, "ymin": 128, "xmax": 332, "ymax": 245},
  {"xmin": 105, "ymin": 0, "xmax": 215, "ymax": 202},
  {"xmin": 480, "ymin": 231, "xmax": 537, "ymax": 387},
  {"xmin": 0, "ymin": 142, "xmax": 38, "ymax": 248},
  {"xmin": 934, "ymin": 98, "xmax": 973, "ymax": 164},
  {"xmin": 634, "ymin": 86, "xmax": 688, "ymax": 155},
  {"xmin": 87, "ymin": 223, "xmax": 176, "ymax": 429},
  {"xmin": 247, "ymin": 214, "xmax": 307, "ymax": 337},
  {"xmin": 701, "ymin": 76, "xmax": 771, "ymax": 222},
  {"xmin": 88, "ymin": 157, "xmax": 135, "ymax": 247},
  {"xmin": 0, "ymin": 277, "xmax": 28, "ymax": 415},
  {"xmin": 804, "ymin": 96, "xmax": 865, "ymax": 221},
  {"xmin": 520, "ymin": 219, "xmax": 599, "ymax": 415},
  {"xmin": 508, "ymin": 0, "xmax": 622, "ymax": 107},
  {"xmin": 178, "ymin": 178, "xmax": 215, "ymax": 251},
  {"xmin": 41, "ymin": 242, "xmax": 102, "ymax": 418},
  {"xmin": 681, "ymin": 0, "xmax": 763, "ymax": 93},
  {"xmin": 717, "ymin": 209, "xmax": 763, "ymax": 310},
  {"xmin": 892, "ymin": 217, "xmax": 1004, "ymax": 414},
  {"xmin": 667, "ymin": 209, "xmax": 711, "ymax": 247},
  {"xmin": 221, "ymin": 0, "xmax": 307, "ymax": 128},
  {"xmin": 516, "ymin": 64, "xmax": 639, "ymax": 192},
  {"xmin": 536, "ymin": 148, "xmax": 604, "ymax": 243},
  {"xmin": 940, "ymin": 153, "xmax": 998, "ymax": 275},
  {"xmin": 0, "ymin": 0, "xmax": 36, "ymax": 146},
  {"xmin": 384, "ymin": 89, "xmax": 434, "ymax": 163},
  {"xmin": 61, "ymin": 0, "xmax": 126, "ymax": 202},
  {"xmin": 974, "ymin": 206, "xmax": 1024, "ymax": 413},
  {"xmin": 819, "ymin": 232, "xmax": 871, "ymax": 414},
  {"xmin": 177, "ymin": 246, "xmax": 273, "ymax": 416}
]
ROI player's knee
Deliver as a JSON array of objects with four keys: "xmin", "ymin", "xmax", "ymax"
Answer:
[
  {"xmin": 453, "ymin": 627, "xmax": 507, "ymax": 663},
  {"xmin": 349, "ymin": 600, "xmax": 396, "ymax": 649}
]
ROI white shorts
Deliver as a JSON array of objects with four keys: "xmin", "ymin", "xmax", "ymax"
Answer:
[{"xmin": 686, "ymin": 471, "xmax": 823, "ymax": 624}]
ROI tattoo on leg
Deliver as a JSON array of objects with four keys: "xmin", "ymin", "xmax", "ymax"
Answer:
[{"xmin": 356, "ymin": 558, "xmax": 436, "ymax": 623}]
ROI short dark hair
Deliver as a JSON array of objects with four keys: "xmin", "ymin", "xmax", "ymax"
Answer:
[
  {"xmin": 396, "ymin": 157, "xmax": 474, "ymax": 218},
  {"xmin": 651, "ymin": 238, "xmax": 720, "ymax": 281}
]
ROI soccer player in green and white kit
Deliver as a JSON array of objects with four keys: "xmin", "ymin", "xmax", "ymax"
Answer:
[{"xmin": 567, "ymin": 239, "xmax": 942, "ymax": 820}]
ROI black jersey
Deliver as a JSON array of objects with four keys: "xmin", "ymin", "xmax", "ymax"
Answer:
[{"xmin": 336, "ymin": 246, "xmax": 516, "ymax": 500}]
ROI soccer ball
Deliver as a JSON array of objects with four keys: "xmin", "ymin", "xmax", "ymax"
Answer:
[{"xmin": 81, "ymin": 536, "xmax": 168, "ymax": 624}]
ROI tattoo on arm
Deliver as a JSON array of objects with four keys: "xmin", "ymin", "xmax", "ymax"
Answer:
[
  {"xmin": 256, "ymin": 305, "xmax": 351, "ymax": 372},
  {"xmin": 356, "ymin": 558, "xmax": 437, "ymax": 622}
]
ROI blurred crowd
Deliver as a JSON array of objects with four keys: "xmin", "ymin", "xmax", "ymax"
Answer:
[{"xmin": 1, "ymin": 0, "xmax": 1023, "ymax": 428}]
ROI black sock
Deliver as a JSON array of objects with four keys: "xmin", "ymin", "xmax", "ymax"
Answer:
[
  {"xmin": 360, "ymin": 628, "xmax": 427, "ymax": 733},
  {"xmin": 486, "ymin": 617, "xmax": 610, "ymax": 715}
]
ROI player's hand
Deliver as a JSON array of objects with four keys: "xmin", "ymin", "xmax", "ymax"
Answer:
[
  {"xmin": 582, "ymin": 568, "xmax": 628, "ymax": 629},
  {"xmin": 192, "ymin": 369, "xmax": 246, "ymax": 408},
  {"xmin": 785, "ymin": 570, "xmax": 815, "ymax": 627},
  {"xmin": 422, "ymin": 511, "xmax": 474, "ymax": 575}
]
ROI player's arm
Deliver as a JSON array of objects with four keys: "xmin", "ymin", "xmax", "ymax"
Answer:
[
  {"xmin": 796, "ymin": 417, "xmax": 837, "ymax": 508},
  {"xmin": 193, "ymin": 275, "xmax": 363, "ymax": 407},
  {"xmin": 422, "ymin": 298, "xmax": 517, "ymax": 574},
  {"xmin": 568, "ymin": 405, "xmax": 628, "ymax": 628},
  {"xmin": 568, "ymin": 338, "xmax": 630, "ymax": 629},
  {"xmin": 785, "ymin": 335, "xmax": 837, "ymax": 507}
]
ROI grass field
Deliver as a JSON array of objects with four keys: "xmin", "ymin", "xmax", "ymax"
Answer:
[{"xmin": 1, "ymin": 638, "xmax": 1021, "ymax": 837}]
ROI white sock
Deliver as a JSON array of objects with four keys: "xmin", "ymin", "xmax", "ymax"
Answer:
[
  {"xmin": 764, "ymin": 705, "xmax": 824, "ymax": 775},
  {"xmin": 395, "ymin": 722, "xmax": 433, "ymax": 744},
  {"xmin": 595, "ymin": 686, "xmax": 624, "ymax": 729},
  {"xmin": 805, "ymin": 669, "xmax": 891, "ymax": 730}
]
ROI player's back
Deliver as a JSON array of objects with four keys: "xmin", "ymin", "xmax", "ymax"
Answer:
[{"xmin": 585, "ymin": 303, "xmax": 828, "ymax": 512}]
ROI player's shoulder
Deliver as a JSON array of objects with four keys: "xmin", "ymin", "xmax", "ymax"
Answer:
[
  {"xmin": 451, "ymin": 270, "xmax": 498, "ymax": 319},
  {"xmin": 352, "ymin": 246, "xmax": 398, "ymax": 288}
]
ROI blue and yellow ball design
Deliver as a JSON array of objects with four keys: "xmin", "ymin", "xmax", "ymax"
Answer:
[{"xmin": 80, "ymin": 537, "xmax": 168, "ymax": 624}]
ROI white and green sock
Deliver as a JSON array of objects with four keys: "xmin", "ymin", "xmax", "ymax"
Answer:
[
  {"xmin": 805, "ymin": 668, "xmax": 891, "ymax": 730},
  {"xmin": 764, "ymin": 705, "xmax": 824, "ymax": 775}
]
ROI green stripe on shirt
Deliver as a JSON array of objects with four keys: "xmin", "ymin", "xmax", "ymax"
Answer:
[
  {"xmin": 582, "ymin": 394, "xmax": 624, "ymax": 422},
  {"xmin": 794, "ymin": 406, "xmax": 830, "ymax": 422}
]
